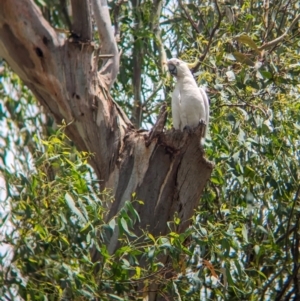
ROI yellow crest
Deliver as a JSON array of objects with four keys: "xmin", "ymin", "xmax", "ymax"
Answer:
[{"xmin": 186, "ymin": 59, "xmax": 199, "ymax": 70}]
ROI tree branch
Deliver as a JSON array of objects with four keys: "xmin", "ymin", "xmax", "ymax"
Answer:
[
  {"xmin": 191, "ymin": 0, "xmax": 223, "ymax": 73},
  {"xmin": 202, "ymin": 0, "xmax": 222, "ymax": 61},
  {"xmin": 150, "ymin": 0, "xmax": 169, "ymax": 103},
  {"xmin": 0, "ymin": 0, "xmax": 129, "ymax": 183},
  {"xmin": 142, "ymin": 81, "xmax": 163, "ymax": 109},
  {"xmin": 284, "ymin": 185, "xmax": 300, "ymax": 258},
  {"xmin": 91, "ymin": 0, "xmax": 119, "ymax": 88},
  {"xmin": 0, "ymin": 0, "xmax": 61, "ymax": 83},
  {"xmin": 70, "ymin": 0, "xmax": 92, "ymax": 41},
  {"xmin": 258, "ymin": 14, "xmax": 300, "ymax": 50},
  {"xmin": 219, "ymin": 102, "xmax": 268, "ymax": 116},
  {"xmin": 151, "ymin": 0, "xmax": 169, "ymax": 77},
  {"xmin": 114, "ymin": 0, "xmax": 127, "ymax": 43},
  {"xmin": 259, "ymin": 268, "xmax": 287, "ymax": 301},
  {"xmin": 178, "ymin": 0, "xmax": 200, "ymax": 34}
]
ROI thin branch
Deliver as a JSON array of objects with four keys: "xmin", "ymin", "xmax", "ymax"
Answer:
[
  {"xmin": 292, "ymin": 220, "xmax": 300, "ymax": 298},
  {"xmin": 263, "ymin": 0, "xmax": 270, "ymax": 33},
  {"xmin": 192, "ymin": 0, "xmax": 223, "ymax": 73},
  {"xmin": 276, "ymin": 0, "xmax": 291, "ymax": 37},
  {"xmin": 276, "ymin": 225, "xmax": 296, "ymax": 244},
  {"xmin": 285, "ymin": 186, "xmax": 300, "ymax": 259},
  {"xmin": 114, "ymin": 0, "xmax": 127, "ymax": 42},
  {"xmin": 275, "ymin": 267, "xmax": 297, "ymax": 301},
  {"xmin": 142, "ymin": 81, "xmax": 163, "ymax": 109},
  {"xmin": 219, "ymin": 103, "xmax": 268, "ymax": 116},
  {"xmin": 160, "ymin": 17, "xmax": 183, "ymax": 26},
  {"xmin": 150, "ymin": 0, "xmax": 169, "ymax": 104},
  {"xmin": 70, "ymin": 0, "xmax": 92, "ymax": 41},
  {"xmin": 91, "ymin": 0, "xmax": 119, "ymax": 88},
  {"xmin": 265, "ymin": 0, "xmax": 286, "ymax": 50},
  {"xmin": 259, "ymin": 268, "xmax": 287, "ymax": 301},
  {"xmin": 151, "ymin": 0, "xmax": 169, "ymax": 77},
  {"xmin": 196, "ymin": 6, "xmax": 208, "ymax": 33},
  {"xmin": 258, "ymin": 14, "xmax": 300, "ymax": 50},
  {"xmin": 178, "ymin": 0, "xmax": 200, "ymax": 34},
  {"xmin": 273, "ymin": 187, "xmax": 300, "ymax": 301}
]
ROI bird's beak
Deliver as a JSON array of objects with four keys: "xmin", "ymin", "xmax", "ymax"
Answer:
[{"xmin": 168, "ymin": 63, "xmax": 177, "ymax": 76}]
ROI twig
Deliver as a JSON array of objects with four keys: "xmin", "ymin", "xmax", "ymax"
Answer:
[
  {"xmin": 259, "ymin": 268, "xmax": 287, "ymax": 301},
  {"xmin": 219, "ymin": 103, "xmax": 268, "ymax": 116},
  {"xmin": 263, "ymin": 0, "xmax": 270, "ymax": 33},
  {"xmin": 274, "ymin": 265, "xmax": 298, "ymax": 301},
  {"xmin": 151, "ymin": 0, "xmax": 169, "ymax": 78},
  {"xmin": 178, "ymin": 0, "xmax": 200, "ymax": 33},
  {"xmin": 258, "ymin": 14, "xmax": 300, "ymax": 50},
  {"xmin": 276, "ymin": 0, "xmax": 292, "ymax": 37},
  {"xmin": 276, "ymin": 225, "xmax": 296, "ymax": 244},
  {"xmin": 284, "ymin": 186, "xmax": 300, "ymax": 260},
  {"xmin": 98, "ymin": 54, "xmax": 114, "ymax": 58},
  {"xmin": 142, "ymin": 81, "xmax": 163, "ymax": 109},
  {"xmin": 114, "ymin": 0, "xmax": 126, "ymax": 42},
  {"xmin": 291, "ymin": 219, "xmax": 300, "ymax": 299},
  {"xmin": 192, "ymin": 0, "xmax": 223, "ymax": 73},
  {"xmin": 201, "ymin": 0, "xmax": 222, "ymax": 61}
]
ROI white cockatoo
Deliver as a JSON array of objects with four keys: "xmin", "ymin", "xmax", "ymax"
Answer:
[{"xmin": 167, "ymin": 58, "xmax": 210, "ymax": 145}]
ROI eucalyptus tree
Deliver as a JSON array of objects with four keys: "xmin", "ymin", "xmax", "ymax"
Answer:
[
  {"xmin": 0, "ymin": 0, "xmax": 211, "ymax": 300},
  {"xmin": 0, "ymin": 0, "xmax": 300, "ymax": 300}
]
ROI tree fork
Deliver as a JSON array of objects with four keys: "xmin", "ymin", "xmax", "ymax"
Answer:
[{"xmin": 0, "ymin": 0, "xmax": 213, "ymax": 255}]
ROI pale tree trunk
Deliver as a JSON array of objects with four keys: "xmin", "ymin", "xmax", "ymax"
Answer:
[{"xmin": 0, "ymin": 0, "xmax": 213, "ymax": 299}]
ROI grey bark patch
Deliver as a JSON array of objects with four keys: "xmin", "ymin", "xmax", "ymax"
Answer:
[
  {"xmin": 0, "ymin": 23, "xmax": 34, "ymax": 69},
  {"xmin": 114, "ymin": 151, "xmax": 135, "ymax": 211}
]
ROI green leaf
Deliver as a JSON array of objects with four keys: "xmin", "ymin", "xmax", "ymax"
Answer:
[
  {"xmin": 235, "ymin": 34, "xmax": 259, "ymax": 51},
  {"xmin": 107, "ymin": 294, "xmax": 125, "ymax": 300},
  {"xmin": 260, "ymin": 71, "xmax": 273, "ymax": 79},
  {"xmin": 256, "ymin": 225, "xmax": 269, "ymax": 235},
  {"xmin": 233, "ymin": 52, "xmax": 255, "ymax": 66},
  {"xmin": 125, "ymin": 200, "xmax": 140, "ymax": 223},
  {"xmin": 65, "ymin": 192, "xmax": 87, "ymax": 223},
  {"xmin": 148, "ymin": 233, "xmax": 156, "ymax": 243},
  {"xmin": 109, "ymin": 218, "xmax": 116, "ymax": 231},
  {"xmin": 241, "ymin": 224, "xmax": 248, "ymax": 243},
  {"xmin": 119, "ymin": 217, "xmax": 136, "ymax": 237}
]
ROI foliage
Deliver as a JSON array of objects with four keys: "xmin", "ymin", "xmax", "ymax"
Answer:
[
  {"xmin": 1, "ymin": 0, "xmax": 300, "ymax": 300},
  {"xmin": 0, "ymin": 129, "xmax": 245, "ymax": 301},
  {"xmin": 0, "ymin": 129, "xmax": 169, "ymax": 300}
]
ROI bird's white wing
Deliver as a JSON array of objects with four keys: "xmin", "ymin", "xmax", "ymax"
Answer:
[
  {"xmin": 171, "ymin": 84, "xmax": 181, "ymax": 130},
  {"xmin": 198, "ymin": 87, "xmax": 210, "ymax": 145},
  {"xmin": 198, "ymin": 87, "xmax": 210, "ymax": 128},
  {"xmin": 179, "ymin": 77, "xmax": 206, "ymax": 129}
]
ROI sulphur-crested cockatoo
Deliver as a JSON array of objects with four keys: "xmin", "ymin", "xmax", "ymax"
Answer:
[{"xmin": 167, "ymin": 58, "xmax": 209, "ymax": 145}]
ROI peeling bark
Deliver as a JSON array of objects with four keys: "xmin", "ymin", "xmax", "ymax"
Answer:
[{"xmin": 0, "ymin": 0, "xmax": 214, "ymax": 298}]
